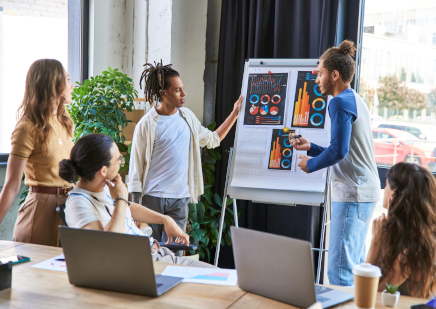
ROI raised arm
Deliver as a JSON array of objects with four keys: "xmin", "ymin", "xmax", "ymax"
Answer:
[
  {"xmin": 0, "ymin": 156, "xmax": 26, "ymax": 224},
  {"xmin": 214, "ymin": 95, "xmax": 242, "ymax": 141}
]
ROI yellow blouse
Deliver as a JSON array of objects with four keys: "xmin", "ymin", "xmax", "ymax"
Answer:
[{"xmin": 10, "ymin": 116, "xmax": 74, "ymax": 188}]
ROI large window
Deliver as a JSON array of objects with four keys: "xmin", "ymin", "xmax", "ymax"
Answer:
[
  {"xmin": 359, "ymin": 0, "xmax": 436, "ymax": 252},
  {"xmin": 359, "ymin": 0, "xmax": 436, "ymax": 174},
  {"xmin": 0, "ymin": 0, "xmax": 68, "ymax": 154}
]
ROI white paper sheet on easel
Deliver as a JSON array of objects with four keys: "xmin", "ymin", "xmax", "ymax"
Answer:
[
  {"xmin": 161, "ymin": 266, "xmax": 237, "ymax": 286},
  {"xmin": 31, "ymin": 254, "xmax": 67, "ymax": 272},
  {"xmin": 230, "ymin": 66, "xmax": 331, "ymax": 193}
]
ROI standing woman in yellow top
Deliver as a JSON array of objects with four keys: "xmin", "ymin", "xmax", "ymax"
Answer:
[{"xmin": 0, "ymin": 59, "xmax": 75, "ymax": 246}]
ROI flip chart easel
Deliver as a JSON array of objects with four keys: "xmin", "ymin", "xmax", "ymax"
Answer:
[{"xmin": 214, "ymin": 59, "xmax": 332, "ymax": 284}]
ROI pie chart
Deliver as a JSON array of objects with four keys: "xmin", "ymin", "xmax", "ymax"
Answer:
[
  {"xmin": 260, "ymin": 105, "xmax": 268, "ymax": 115},
  {"xmin": 270, "ymin": 106, "xmax": 279, "ymax": 115},
  {"xmin": 250, "ymin": 105, "xmax": 259, "ymax": 115}
]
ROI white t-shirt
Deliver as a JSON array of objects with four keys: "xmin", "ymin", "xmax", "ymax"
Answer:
[
  {"xmin": 143, "ymin": 111, "xmax": 190, "ymax": 198},
  {"xmin": 65, "ymin": 186, "xmax": 154, "ymax": 245}
]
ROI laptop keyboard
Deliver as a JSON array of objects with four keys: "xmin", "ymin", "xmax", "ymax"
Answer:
[{"xmin": 315, "ymin": 285, "xmax": 332, "ymax": 302}]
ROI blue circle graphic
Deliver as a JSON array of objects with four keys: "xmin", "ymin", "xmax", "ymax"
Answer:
[
  {"xmin": 313, "ymin": 84, "xmax": 322, "ymax": 96},
  {"xmin": 281, "ymin": 159, "xmax": 291, "ymax": 169},
  {"xmin": 250, "ymin": 94, "xmax": 259, "ymax": 104},
  {"xmin": 282, "ymin": 148, "xmax": 292, "ymax": 158},
  {"xmin": 283, "ymin": 138, "xmax": 292, "ymax": 147},
  {"xmin": 312, "ymin": 98, "xmax": 326, "ymax": 111},
  {"xmin": 310, "ymin": 113, "xmax": 324, "ymax": 126}
]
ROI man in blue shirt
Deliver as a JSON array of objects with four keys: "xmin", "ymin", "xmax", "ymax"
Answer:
[{"xmin": 290, "ymin": 40, "xmax": 380, "ymax": 286}]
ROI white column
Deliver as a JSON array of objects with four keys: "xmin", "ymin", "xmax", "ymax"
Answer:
[
  {"xmin": 0, "ymin": 7, "xmax": 3, "ymax": 151},
  {"xmin": 147, "ymin": 0, "xmax": 207, "ymax": 122},
  {"xmin": 89, "ymin": 0, "xmax": 131, "ymax": 77}
]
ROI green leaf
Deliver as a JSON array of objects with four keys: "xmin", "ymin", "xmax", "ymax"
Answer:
[
  {"xmin": 117, "ymin": 143, "xmax": 128, "ymax": 153},
  {"xmin": 210, "ymin": 219, "xmax": 219, "ymax": 230},
  {"xmin": 191, "ymin": 222, "xmax": 200, "ymax": 230},
  {"xmin": 196, "ymin": 201, "xmax": 205, "ymax": 223},
  {"xmin": 226, "ymin": 198, "xmax": 233, "ymax": 205},
  {"xmin": 202, "ymin": 156, "xmax": 217, "ymax": 165},
  {"xmin": 188, "ymin": 203, "xmax": 198, "ymax": 222},
  {"xmin": 207, "ymin": 122, "xmax": 217, "ymax": 131},
  {"xmin": 207, "ymin": 164, "xmax": 215, "ymax": 172},
  {"xmin": 213, "ymin": 193, "xmax": 222, "ymax": 207},
  {"xmin": 211, "ymin": 229, "xmax": 218, "ymax": 240},
  {"xmin": 204, "ymin": 194, "xmax": 213, "ymax": 205}
]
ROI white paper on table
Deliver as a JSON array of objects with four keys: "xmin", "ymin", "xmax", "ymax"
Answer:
[
  {"xmin": 31, "ymin": 254, "xmax": 67, "ymax": 272},
  {"xmin": 161, "ymin": 266, "xmax": 237, "ymax": 286}
]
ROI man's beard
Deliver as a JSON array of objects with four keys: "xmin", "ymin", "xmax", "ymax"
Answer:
[{"xmin": 321, "ymin": 77, "xmax": 334, "ymax": 96}]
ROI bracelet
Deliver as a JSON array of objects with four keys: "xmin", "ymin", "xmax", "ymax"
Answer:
[{"xmin": 114, "ymin": 196, "xmax": 130, "ymax": 207}]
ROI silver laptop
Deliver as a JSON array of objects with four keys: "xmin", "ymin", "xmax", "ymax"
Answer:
[
  {"xmin": 231, "ymin": 227, "xmax": 354, "ymax": 308},
  {"xmin": 59, "ymin": 227, "xmax": 183, "ymax": 297}
]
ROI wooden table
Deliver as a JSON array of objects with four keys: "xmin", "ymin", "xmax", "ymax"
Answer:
[{"xmin": 0, "ymin": 241, "xmax": 426, "ymax": 308}]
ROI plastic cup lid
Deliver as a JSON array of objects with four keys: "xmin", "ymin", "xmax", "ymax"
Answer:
[{"xmin": 352, "ymin": 263, "xmax": 382, "ymax": 278}]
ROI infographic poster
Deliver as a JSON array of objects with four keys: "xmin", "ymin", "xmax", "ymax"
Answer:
[
  {"xmin": 267, "ymin": 129, "xmax": 297, "ymax": 171},
  {"xmin": 243, "ymin": 73, "xmax": 288, "ymax": 127},
  {"xmin": 291, "ymin": 71, "xmax": 327, "ymax": 129}
]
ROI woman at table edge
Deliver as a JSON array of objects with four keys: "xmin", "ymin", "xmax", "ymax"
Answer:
[
  {"xmin": 0, "ymin": 59, "xmax": 75, "ymax": 246},
  {"xmin": 366, "ymin": 162, "xmax": 436, "ymax": 298}
]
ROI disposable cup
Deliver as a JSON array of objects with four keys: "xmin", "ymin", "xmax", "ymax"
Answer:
[{"xmin": 352, "ymin": 263, "xmax": 382, "ymax": 309}]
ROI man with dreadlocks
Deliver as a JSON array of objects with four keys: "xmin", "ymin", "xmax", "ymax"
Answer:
[
  {"xmin": 128, "ymin": 61, "xmax": 241, "ymax": 252},
  {"xmin": 290, "ymin": 41, "xmax": 380, "ymax": 286}
]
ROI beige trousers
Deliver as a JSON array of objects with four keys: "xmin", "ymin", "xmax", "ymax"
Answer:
[
  {"xmin": 152, "ymin": 246, "xmax": 217, "ymax": 268},
  {"xmin": 13, "ymin": 192, "xmax": 67, "ymax": 247}
]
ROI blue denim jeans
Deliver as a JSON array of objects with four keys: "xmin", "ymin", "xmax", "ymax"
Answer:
[{"xmin": 327, "ymin": 202, "xmax": 377, "ymax": 286}]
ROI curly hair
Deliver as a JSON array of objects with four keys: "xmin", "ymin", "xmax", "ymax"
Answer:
[
  {"xmin": 376, "ymin": 162, "xmax": 436, "ymax": 298},
  {"xmin": 320, "ymin": 40, "xmax": 356, "ymax": 83},
  {"xmin": 17, "ymin": 59, "xmax": 73, "ymax": 153},
  {"xmin": 139, "ymin": 60, "xmax": 179, "ymax": 106}
]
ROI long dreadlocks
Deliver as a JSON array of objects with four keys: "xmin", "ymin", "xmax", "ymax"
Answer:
[{"xmin": 139, "ymin": 60, "xmax": 180, "ymax": 106}]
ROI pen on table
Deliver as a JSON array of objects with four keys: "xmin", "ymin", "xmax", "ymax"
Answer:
[{"xmin": 55, "ymin": 258, "xmax": 65, "ymax": 261}]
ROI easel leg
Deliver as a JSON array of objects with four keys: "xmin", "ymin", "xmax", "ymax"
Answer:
[
  {"xmin": 316, "ymin": 202, "xmax": 328, "ymax": 284},
  {"xmin": 214, "ymin": 193, "xmax": 227, "ymax": 267},
  {"xmin": 233, "ymin": 199, "xmax": 238, "ymax": 228}
]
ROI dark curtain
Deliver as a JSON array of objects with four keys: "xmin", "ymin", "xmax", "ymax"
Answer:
[{"xmin": 214, "ymin": 0, "xmax": 340, "ymax": 273}]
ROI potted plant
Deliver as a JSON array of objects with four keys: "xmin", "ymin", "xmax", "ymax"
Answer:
[
  {"xmin": 68, "ymin": 67, "xmax": 138, "ymax": 175},
  {"xmin": 186, "ymin": 122, "xmax": 241, "ymax": 262},
  {"xmin": 382, "ymin": 283, "xmax": 400, "ymax": 307}
]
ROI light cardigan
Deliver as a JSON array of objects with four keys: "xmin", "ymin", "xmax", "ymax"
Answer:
[{"xmin": 127, "ymin": 106, "xmax": 220, "ymax": 203}]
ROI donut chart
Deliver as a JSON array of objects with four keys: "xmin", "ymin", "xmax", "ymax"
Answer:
[
  {"xmin": 283, "ymin": 138, "xmax": 292, "ymax": 147},
  {"xmin": 313, "ymin": 84, "xmax": 322, "ymax": 96},
  {"xmin": 281, "ymin": 159, "xmax": 291, "ymax": 169},
  {"xmin": 270, "ymin": 106, "xmax": 279, "ymax": 115},
  {"xmin": 312, "ymin": 98, "xmax": 325, "ymax": 111},
  {"xmin": 260, "ymin": 94, "xmax": 270, "ymax": 105},
  {"xmin": 271, "ymin": 94, "xmax": 281, "ymax": 104},
  {"xmin": 282, "ymin": 148, "xmax": 292, "ymax": 158},
  {"xmin": 310, "ymin": 113, "xmax": 324, "ymax": 126},
  {"xmin": 250, "ymin": 94, "xmax": 259, "ymax": 104}
]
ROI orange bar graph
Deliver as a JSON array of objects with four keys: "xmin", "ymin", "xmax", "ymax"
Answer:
[
  {"xmin": 293, "ymin": 82, "xmax": 310, "ymax": 126},
  {"xmin": 269, "ymin": 137, "xmax": 281, "ymax": 168}
]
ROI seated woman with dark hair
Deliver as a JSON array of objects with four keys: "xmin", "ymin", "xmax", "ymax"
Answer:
[
  {"xmin": 366, "ymin": 162, "xmax": 436, "ymax": 298},
  {"xmin": 59, "ymin": 133, "xmax": 214, "ymax": 268}
]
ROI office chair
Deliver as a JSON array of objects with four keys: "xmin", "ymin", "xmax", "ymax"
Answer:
[{"xmin": 56, "ymin": 204, "xmax": 196, "ymax": 251}]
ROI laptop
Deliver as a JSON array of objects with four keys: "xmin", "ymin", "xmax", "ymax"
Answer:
[
  {"xmin": 231, "ymin": 227, "xmax": 354, "ymax": 308},
  {"xmin": 59, "ymin": 226, "xmax": 183, "ymax": 297}
]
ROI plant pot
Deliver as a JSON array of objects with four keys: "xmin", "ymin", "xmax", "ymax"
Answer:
[{"xmin": 382, "ymin": 290, "xmax": 400, "ymax": 307}]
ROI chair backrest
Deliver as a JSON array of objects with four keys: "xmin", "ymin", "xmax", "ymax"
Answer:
[{"xmin": 56, "ymin": 204, "xmax": 68, "ymax": 227}]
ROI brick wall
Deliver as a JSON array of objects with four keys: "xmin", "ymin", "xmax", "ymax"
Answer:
[{"xmin": 0, "ymin": 0, "xmax": 67, "ymax": 19}]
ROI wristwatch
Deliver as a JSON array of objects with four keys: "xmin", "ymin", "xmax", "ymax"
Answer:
[{"xmin": 114, "ymin": 196, "xmax": 130, "ymax": 206}]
